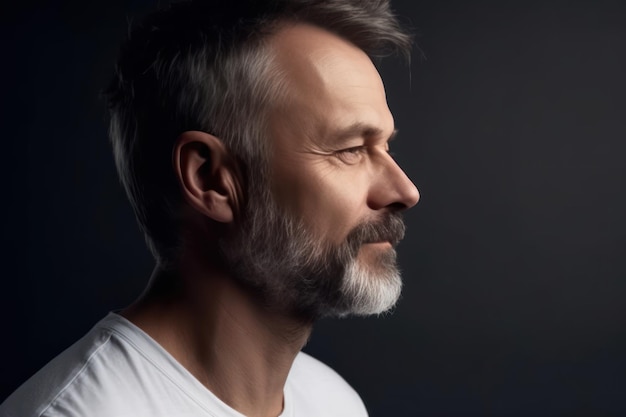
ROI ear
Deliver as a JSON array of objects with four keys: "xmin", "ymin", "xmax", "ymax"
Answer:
[{"xmin": 172, "ymin": 131, "xmax": 241, "ymax": 223}]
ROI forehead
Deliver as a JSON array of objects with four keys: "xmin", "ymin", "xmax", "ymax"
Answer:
[
  {"xmin": 269, "ymin": 23, "xmax": 380, "ymax": 88},
  {"xmin": 267, "ymin": 23, "xmax": 393, "ymax": 143}
]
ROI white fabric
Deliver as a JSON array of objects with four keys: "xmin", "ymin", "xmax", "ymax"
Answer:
[{"xmin": 1, "ymin": 313, "xmax": 368, "ymax": 417}]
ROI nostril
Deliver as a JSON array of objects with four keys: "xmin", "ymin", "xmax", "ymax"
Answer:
[{"xmin": 387, "ymin": 201, "xmax": 408, "ymax": 211}]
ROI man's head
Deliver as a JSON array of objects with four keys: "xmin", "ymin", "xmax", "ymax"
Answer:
[{"xmin": 106, "ymin": 0, "xmax": 419, "ymax": 319}]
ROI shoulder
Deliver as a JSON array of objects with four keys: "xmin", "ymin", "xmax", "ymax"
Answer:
[
  {"xmin": 0, "ymin": 313, "xmax": 193, "ymax": 417},
  {"xmin": 286, "ymin": 351, "xmax": 368, "ymax": 416},
  {"xmin": 1, "ymin": 315, "xmax": 116, "ymax": 417}
]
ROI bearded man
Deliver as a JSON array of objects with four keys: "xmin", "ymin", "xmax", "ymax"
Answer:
[{"xmin": 1, "ymin": 1, "xmax": 419, "ymax": 416}]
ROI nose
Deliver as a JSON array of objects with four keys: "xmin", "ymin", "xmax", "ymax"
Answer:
[{"xmin": 368, "ymin": 155, "xmax": 420, "ymax": 211}]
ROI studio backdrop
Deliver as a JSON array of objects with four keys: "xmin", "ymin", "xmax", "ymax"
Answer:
[{"xmin": 4, "ymin": 1, "xmax": 626, "ymax": 415}]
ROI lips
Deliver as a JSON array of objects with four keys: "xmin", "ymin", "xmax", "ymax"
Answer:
[{"xmin": 363, "ymin": 241, "xmax": 393, "ymax": 248}]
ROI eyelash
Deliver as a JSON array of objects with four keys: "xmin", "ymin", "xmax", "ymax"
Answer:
[
  {"xmin": 333, "ymin": 146, "xmax": 395, "ymax": 165},
  {"xmin": 340, "ymin": 146, "xmax": 367, "ymax": 154},
  {"xmin": 334, "ymin": 146, "xmax": 367, "ymax": 163}
]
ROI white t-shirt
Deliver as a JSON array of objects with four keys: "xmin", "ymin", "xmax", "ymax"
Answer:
[{"xmin": 1, "ymin": 313, "xmax": 368, "ymax": 417}]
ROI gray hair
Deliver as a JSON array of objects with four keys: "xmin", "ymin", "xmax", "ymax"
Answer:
[{"xmin": 105, "ymin": 0, "xmax": 412, "ymax": 265}]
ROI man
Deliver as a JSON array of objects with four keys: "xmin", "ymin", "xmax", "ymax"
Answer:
[{"xmin": 2, "ymin": 0, "xmax": 419, "ymax": 416}]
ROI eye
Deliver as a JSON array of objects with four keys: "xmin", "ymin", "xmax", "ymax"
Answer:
[{"xmin": 335, "ymin": 146, "xmax": 367, "ymax": 164}]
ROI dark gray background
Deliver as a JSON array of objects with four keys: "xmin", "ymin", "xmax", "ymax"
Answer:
[{"xmin": 3, "ymin": 1, "xmax": 626, "ymax": 415}]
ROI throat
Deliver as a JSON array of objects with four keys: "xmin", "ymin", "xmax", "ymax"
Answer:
[{"xmin": 121, "ymin": 265, "xmax": 312, "ymax": 417}]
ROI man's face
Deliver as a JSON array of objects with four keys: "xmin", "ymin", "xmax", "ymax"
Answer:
[{"xmin": 221, "ymin": 23, "xmax": 419, "ymax": 319}]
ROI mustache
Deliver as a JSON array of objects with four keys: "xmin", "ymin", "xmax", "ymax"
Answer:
[{"xmin": 345, "ymin": 212, "xmax": 406, "ymax": 249}]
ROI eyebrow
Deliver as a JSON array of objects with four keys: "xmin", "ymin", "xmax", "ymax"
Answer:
[{"xmin": 328, "ymin": 122, "xmax": 398, "ymax": 145}]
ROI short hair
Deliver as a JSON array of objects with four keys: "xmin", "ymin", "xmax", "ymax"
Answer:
[{"xmin": 105, "ymin": 0, "xmax": 412, "ymax": 265}]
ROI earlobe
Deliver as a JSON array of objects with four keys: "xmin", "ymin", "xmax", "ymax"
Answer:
[{"xmin": 172, "ymin": 131, "xmax": 240, "ymax": 223}]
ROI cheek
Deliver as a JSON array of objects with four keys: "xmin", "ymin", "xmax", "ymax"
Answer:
[
  {"xmin": 271, "ymin": 157, "xmax": 371, "ymax": 242},
  {"xmin": 299, "ymin": 173, "xmax": 369, "ymax": 242}
]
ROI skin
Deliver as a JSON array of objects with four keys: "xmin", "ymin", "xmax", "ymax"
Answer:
[
  {"xmin": 122, "ymin": 23, "xmax": 419, "ymax": 417},
  {"xmin": 269, "ymin": 24, "xmax": 419, "ymax": 261}
]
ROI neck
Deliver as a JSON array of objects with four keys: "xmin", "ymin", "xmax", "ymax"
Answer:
[{"xmin": 121, "ymin": 254, "xmax": 312, "ymax": 417}]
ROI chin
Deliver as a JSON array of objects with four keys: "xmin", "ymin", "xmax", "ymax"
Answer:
[{"xmin": 331, "ymin": 249, "xmax": 403, "ymax": 318}]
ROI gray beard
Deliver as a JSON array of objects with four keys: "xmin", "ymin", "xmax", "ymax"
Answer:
[{"xmin": 219, "ymin": 170, "xmax": 406, "ymax": 320}]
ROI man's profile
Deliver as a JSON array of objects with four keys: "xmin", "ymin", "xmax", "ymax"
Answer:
[{"xmin": 2, "ymin": 0, "xmax": 419, "ymax": 416}]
